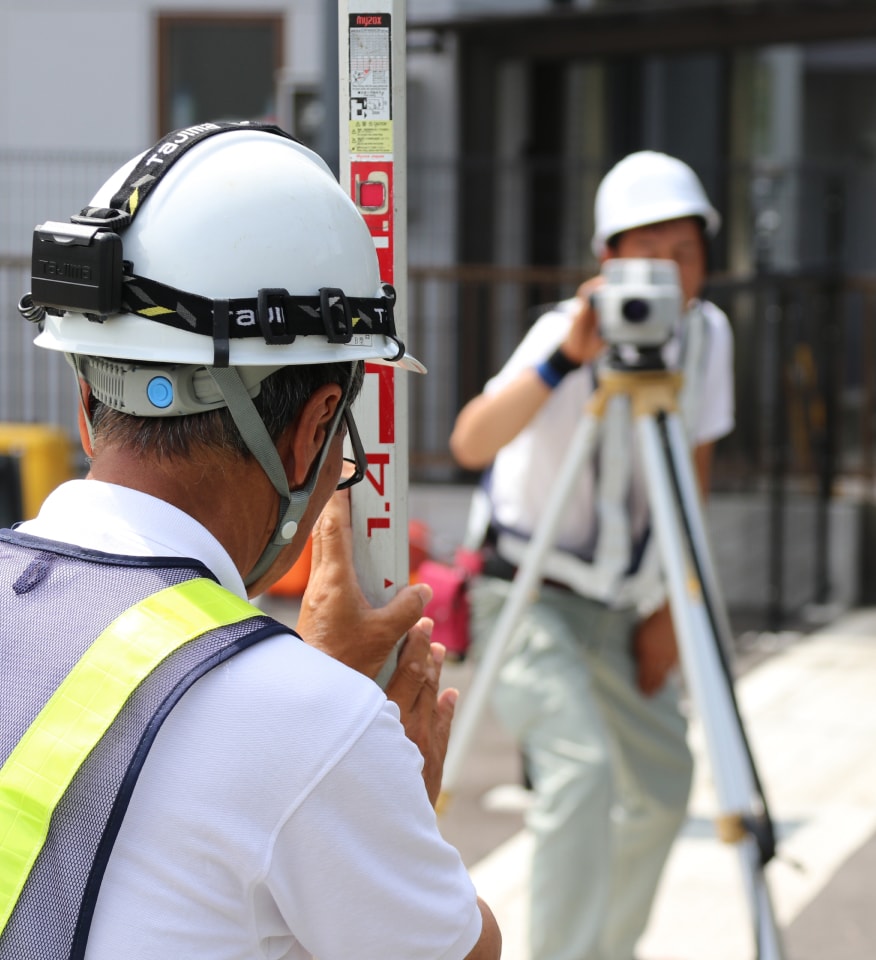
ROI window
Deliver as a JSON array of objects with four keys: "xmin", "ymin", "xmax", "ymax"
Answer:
[{"xmin": 158, "ymin": 15, "xmax": 283, "ymax": 136}]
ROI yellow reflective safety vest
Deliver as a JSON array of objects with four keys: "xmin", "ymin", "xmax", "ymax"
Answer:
[{"xmin": 0, "ymin": 530, "xmax": 289, "ymax": 959}]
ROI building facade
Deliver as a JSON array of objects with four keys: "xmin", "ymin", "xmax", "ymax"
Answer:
[{"xmin": 3, "ymin": 0, "xmax": 876, "ymax": 617}]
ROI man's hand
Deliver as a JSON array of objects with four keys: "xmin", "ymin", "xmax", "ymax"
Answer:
[
  {"xmin": 385, "ymin": 630, "xmax": 458, "ymax": 807},
  {"xmin": 562, "ymin": 276, "xmax": 607, "ymax": 366},
  {"xmin": 296, "ymin": 489, "xmax": 433, "ymax": 680},
  {"xmin": 632, "ymin": 603, "xmax": 679, "ymax": 696}
]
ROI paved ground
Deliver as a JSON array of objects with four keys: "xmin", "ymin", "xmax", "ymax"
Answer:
[
  {"xmin": 449, "ymin": 609, "xmax": 876, "ymax": 960},
  {"xmin": 264, "ymin": 585, "xmax": 876, "ymax": 958}
]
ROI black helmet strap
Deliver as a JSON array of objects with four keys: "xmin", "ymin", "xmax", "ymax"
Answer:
[{"xmin": 76, "ymin": 120, "xmax": 299, "ymax": 229}]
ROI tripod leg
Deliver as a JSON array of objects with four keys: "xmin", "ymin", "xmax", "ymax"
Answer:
[
  {"xmin": 663, "ymin": 411, "xmax": 782, "ymax": 869},
  {"xmin": 662, "ymin": 413, "xmax": 737, "ymax": 664},
  {"xmin": 636, "ymin": 412, "xmax": 785, "ymax": 960},
  {"xmin": 439, "ymin": 413, "xmax": 601, "ymax": 804}
]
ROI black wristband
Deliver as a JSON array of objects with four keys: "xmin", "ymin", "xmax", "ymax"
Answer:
[
  {"xmin": 535, "ymin": 346, "xmax": 582, "ymax": 389},
  {"xmin": 546, "ymin": 347, "xmax": 582, "ymax": 376}
]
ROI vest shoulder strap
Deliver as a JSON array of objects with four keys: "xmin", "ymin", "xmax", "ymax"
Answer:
[{"xmin": 0, "ymin": 578, "xmax": 262, "ymax": 937}]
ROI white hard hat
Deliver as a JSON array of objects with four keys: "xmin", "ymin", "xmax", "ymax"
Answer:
[
  {"xmin": 34, "ymin": 126, "xmax": 423, "ymax": 373},
  {"xmin": 591, "ymin": 150, "xmax": 721, "ymax": 257},
  {"xmin": 23, "ymin": 123, "xmax": 421, "ymax": 587}
]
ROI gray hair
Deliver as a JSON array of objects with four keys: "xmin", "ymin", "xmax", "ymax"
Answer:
[{"xmin": 89, "ymin": 361, "xmax": 364, "ymax": 460}]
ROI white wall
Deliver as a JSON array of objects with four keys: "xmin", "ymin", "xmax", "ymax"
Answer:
[
  {"xmin": 1, "ymin": 4, "xmax": 149, "ymax": 151},
  {"xmin": 0, "ymin": 0, "xmax": 460, "ymax": 270},
  {"xmin": 0, "ymin": 1, "xmax": 327, "ymax": 255},
  {"xmin": 0, "ymin": 0, "xmax": 323, "ymax": 153}
]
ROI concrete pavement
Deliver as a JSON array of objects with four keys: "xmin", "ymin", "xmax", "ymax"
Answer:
[
  {"xmin": 261, "ymin": 585, "xmax": 876, "ymax": 959},
  {"xmin": 448, "ymin": 608, "xmax": 876, "ymax": 960}
]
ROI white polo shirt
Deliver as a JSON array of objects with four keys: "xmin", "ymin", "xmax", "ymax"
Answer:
[
  {"xmin": 18, "ymin": 480, "xmax": 483, "ymax": 960},
  {"xmin": 485, "ymin": 298, "xmax": 735, "ymax": 556}
]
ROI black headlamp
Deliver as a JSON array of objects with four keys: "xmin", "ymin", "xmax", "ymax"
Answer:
[{"xmin": 30, "ymin": 218, "xmax": 128, "ymax": 320}]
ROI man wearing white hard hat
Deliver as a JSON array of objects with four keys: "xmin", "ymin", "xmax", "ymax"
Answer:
[
  {"xmin": 1, "ymin": 122, "xmax": 500, "ymax": 960},
  {"xmin": 451, "ymin": 150, "xmax": 734, "ymax": 960}
]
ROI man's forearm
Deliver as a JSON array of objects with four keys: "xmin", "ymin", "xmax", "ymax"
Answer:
[{"xmin": 450, "ymin": 369, "xmax": 553, "ymax": 469}]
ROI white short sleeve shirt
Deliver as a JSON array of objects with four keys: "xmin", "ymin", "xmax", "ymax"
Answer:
[
  {"xmin": 18, "ymin": 481, "xmax": 483, "ymax": 960},
  {"xmin": 485, "ymin": 297, "xmax": 735, "ymax": 555}
]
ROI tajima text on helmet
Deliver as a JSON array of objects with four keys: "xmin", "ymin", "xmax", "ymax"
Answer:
[
  {"xmin": 233, "ymin": 306, "xmax": 285, "ymax": 329},
  {"xmin": 145, "ymin": 123, "xmax": 223, "ymax": 168}
]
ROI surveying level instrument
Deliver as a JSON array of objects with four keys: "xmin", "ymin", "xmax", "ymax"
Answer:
[{"xmin": 441, "ymin": 259, "xmax": 786, "ymax": 960}]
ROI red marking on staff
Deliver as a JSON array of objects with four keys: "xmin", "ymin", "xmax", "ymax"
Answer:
[
  {"xmin": 367, "ymin": 517, "xmax": 391, "ymax": 536},
  {"xmin": 351, "ymin": 160, "xmax": 394, "ymax": 282},
  {"xmin": 365, "ymin": 362, "xmax": 395, "ymax": 443},
  {"xmin": 364, "ymin": 452, "xmax": 390, "ymax": 496}
]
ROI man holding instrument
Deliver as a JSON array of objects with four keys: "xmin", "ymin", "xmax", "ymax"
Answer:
[
  {"xmin": 1, "ymin": 124, "xmax": 500, "ymax": 960},
  {"xmin": 451, "ymin": 151, "xmax": 734, "ymax": 960}
]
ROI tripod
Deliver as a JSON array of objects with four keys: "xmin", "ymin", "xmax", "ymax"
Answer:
[{"xmin": 440, "ymin": 354, "xmax": 786, "ymax": 960}]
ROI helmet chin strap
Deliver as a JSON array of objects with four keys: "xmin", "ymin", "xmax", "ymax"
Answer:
[{"xmin": 207, "ymin": 365, "xmax": 356, "ymax": 589}]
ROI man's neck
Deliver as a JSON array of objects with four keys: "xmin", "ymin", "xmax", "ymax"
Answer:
[{"xmin": 86, "ymin": 446, "xmax": 275, "ymax": 585}]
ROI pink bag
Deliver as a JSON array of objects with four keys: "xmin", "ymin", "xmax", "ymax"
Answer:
[{"xmin": 417, "ymin": 549, "xmax": 482, "ymax": 660}]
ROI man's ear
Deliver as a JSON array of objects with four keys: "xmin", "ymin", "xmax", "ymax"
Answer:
[
  {"xmin": 76, "ymin": 379, "xmax": 94, "ymax": 458},
  {"xmin": 278, "ymin": 383, "xmax": 345, "ymax": 489}
]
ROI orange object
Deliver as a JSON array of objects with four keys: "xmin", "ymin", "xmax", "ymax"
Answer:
[
  {"xmin": 267, "ymin": 518, "xmax": 434, "ymax": 596},
  {"xmin": 267, "ymin": 534, "xmax": 313, "ymax": 597},
  {"xmin": 409, "ymin": 518, "xmax": 432, "ymax": 578}
]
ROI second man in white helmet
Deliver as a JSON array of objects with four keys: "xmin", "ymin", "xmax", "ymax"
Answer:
[{"xmin": 451, "ymin": 150, "xmax": 734, "ymax": 960}]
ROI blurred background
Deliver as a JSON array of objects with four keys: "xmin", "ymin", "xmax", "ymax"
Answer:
[{"xmin": 3, "ymin": 0, "xmax": 876, "ymax": 631}]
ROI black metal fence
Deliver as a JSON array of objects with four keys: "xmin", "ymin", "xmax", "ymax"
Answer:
[
  {"xmin": 4, "ymin": 147, "xmax": 876, "ymax": 624},
  {"xmin": 9, "ymin": 256, "xmax": 872, "ymax": 493},
  {"xmin": 405, "ymin": 264, "xmax": 876, "ymax": 627},
  {"xmin": 407, "ymin": 265, "xmax": 876, "ymax": 485},
  {"xmin": 4, "ymin": 256, "xmax": 876, "ymax": 625}
]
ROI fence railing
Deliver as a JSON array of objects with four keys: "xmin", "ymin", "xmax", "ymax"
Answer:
[
  {"xmin": 4, "ymin": 257, "xmax": 876, "ymax": 496},
  {"xmin": 0, "ymin": 256, "xmax": 77, "ymax": 436},
  {"xmin": 5, "ymin": 256, "xmax": 876, "ymax": 622},
  {"xmin": 406, "ymin": 264, "xmax": 876, "ymax": 494},
  {"xmin": 404, "ymin": 263, "xmax": 876, "ymax": 626}
]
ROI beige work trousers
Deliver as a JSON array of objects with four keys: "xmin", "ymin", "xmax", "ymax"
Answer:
[{"xmin": 469, "ymin": 577, "xmax": 694, "ymax": 960}]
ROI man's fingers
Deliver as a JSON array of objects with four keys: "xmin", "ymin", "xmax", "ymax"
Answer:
[
  {"xmin": 385, "ymin": 621, "xmax": 432, "ymax": 711},
  {"xmin": 425, "ymin": 641, "xmax": 445, "ymax": 689},
  {"xmin": 424, "ymin": 680, "xmax": 458, "ymax": 807},
  {"xmin": 309, "ymin": 488, "xmax": 353, "ymax": 574},
  {"xmin": 385, "ymin": 635, "xmax": 458, "ymax": 807},
  {"xmin": 576, "ymin": 274, "xmax": 605, "ymax": 299},
  {"xmin": 377, "ymin": 582, "xmax": 433, "ymax": 644},
  {"xmin": 352, "ymin": 585, "xmax": 433, "ymax": 680},
  {"xmin": 433, "ymin": 687, "xmax": 458, "ymax": 758},
  {"xmin": 299, "ymin": 493, "xmax": 438, "ymax": 681}
]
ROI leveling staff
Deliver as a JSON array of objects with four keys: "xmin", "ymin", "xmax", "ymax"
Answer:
[
  {"xmin": 1, "ymin": 123, "xmax": 501, "ymax": 960},
  {"xmin": 451, "ymin": 151, "xmax": 734, "ymax": 960}
]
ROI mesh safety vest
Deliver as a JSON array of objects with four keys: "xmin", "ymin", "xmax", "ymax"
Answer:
[{"xmin": 0, "ymin": 530, "xmax": 289, "ymax": 960}]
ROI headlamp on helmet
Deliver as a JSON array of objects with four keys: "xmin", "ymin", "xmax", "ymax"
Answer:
[
  {"xmin": 17, "ymin": 121, "xmax": 423, "ymax": 589},
  {"xmin": 18, "ymin": 120, "xmax": 418, "ymax": 376}
]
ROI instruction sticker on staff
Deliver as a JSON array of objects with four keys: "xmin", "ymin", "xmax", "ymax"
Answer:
[{"xmin": 348, "ymin": 13, "xmax": 393, "ymax": 155}]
